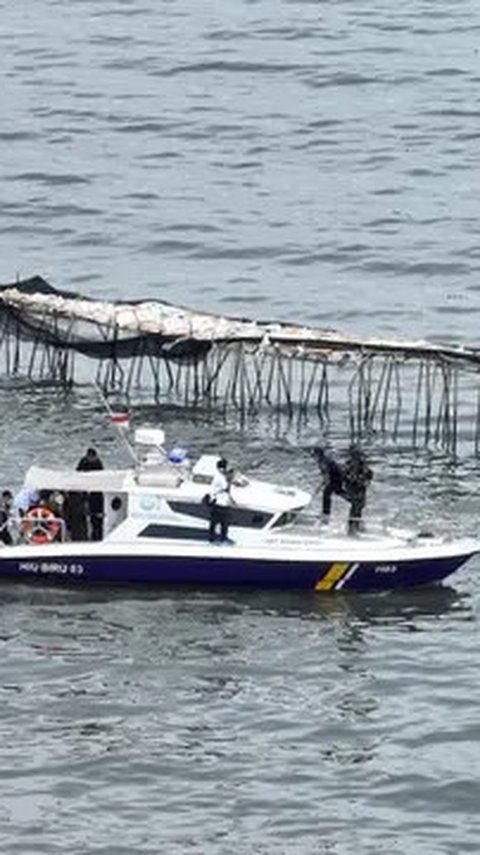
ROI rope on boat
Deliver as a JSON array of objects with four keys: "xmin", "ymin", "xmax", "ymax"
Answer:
[{"xmin": 1, "ymin": 275, "xmax": 480, "ymax": 454}]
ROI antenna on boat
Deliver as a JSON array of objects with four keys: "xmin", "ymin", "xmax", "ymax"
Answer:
[{"xmin": 93, "ymin": 383, "xmax": 138, "ymax": 465}]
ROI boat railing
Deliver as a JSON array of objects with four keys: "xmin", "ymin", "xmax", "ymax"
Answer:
[{"xmin": 278, "ymin": 507, "xmax": 462, "ymax": 542}]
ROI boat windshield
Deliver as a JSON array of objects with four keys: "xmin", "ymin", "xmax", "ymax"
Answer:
[{"xmin": 270, "ymin": 509, "xmax": 302, "ymax": 529}]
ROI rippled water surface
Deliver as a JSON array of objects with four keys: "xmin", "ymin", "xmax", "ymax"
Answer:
[
  {"xmin": 2, "ymin": 1, "xmax": 480, "ymax": 852},
  {"xmin": 2, "ymin": 582, "xmax": 480, "ymax": 854}
]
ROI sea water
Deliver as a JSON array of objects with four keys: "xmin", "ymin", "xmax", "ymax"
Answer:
[{"xmin": 0, "ymin": 2, "xmax": 480, "ymax": 852}]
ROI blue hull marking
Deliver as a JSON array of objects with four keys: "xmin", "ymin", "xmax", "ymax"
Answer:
[{"xmin": 0, "ymin": 550, "xmax": 474, "ymax": 591}]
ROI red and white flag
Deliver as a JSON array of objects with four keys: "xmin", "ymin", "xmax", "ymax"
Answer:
[{"xmin": 109, "ymin": 408, "xmax": 130, "ymax": 429}]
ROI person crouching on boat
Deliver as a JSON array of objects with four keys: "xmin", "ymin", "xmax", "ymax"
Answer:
[
  {"xmin": 208, "ymin": 458, "xmax": 233, "ymax": 543},
  {"xmin": 313, "ymin": 447, "xmax": 347, "ymax": 524}
]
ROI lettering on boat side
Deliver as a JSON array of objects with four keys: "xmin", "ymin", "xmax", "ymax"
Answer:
[
  {"xmin": 374, "ymin": 564, "xmax": 398, "ymax": 574},
  {"xmin": 18, "ymin": 561, "xmax": 85, "ymax": 576}
]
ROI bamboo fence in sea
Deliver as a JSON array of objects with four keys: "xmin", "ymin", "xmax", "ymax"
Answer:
[{"xmin": 1, "ymin": 276, "xmax": 480, "ymax": 454}]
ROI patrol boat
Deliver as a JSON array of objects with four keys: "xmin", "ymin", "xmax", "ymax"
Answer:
[{"xmin": 0, "ymin": 428, "xmax": 477, "ymax": 591}]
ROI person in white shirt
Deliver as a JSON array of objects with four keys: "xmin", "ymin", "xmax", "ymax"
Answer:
[
  {"xmin": 13, "ymin": 485, "xmax": 39, "ymax": 516},
  {"xmin": 208, "ymin": 458, "xmax": 232, "ymax": 543}
]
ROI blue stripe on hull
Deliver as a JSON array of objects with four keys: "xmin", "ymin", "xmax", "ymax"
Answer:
[{"xmin": 0, "ymin": 551, "xmax": 474, "ymax": 591}]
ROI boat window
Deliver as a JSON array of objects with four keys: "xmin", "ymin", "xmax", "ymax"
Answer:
[
  {"xmin": 167, "ymin": 500, "xmax": 272, "ymax": 529},
  {"xmin": 271, "ymin": 510, "xmax": 299, "ymax": 529},
  {"xmin": 192, "ymin": 472, "xmax": 249, "ymax": 487},
  {"xmin": 139, "ymin": 523, "xmax": 210, "ymax": 541},
  {"xmin": 111, "ymin": 496, "xmax": 122, "ymax": 511},
  {"xmin": 191, "ymin": 474, "xmax": 212, "ymax": 485}
]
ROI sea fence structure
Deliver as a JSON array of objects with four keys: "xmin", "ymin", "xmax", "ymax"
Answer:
[{"xmin": 1, "ymin": 276, "xmax": 480, "ymax": 455}]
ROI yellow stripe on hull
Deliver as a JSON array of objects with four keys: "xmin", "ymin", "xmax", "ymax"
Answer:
[{"xmin": 315, "ymin": 562, "xmax": 350, "ymax": 591}]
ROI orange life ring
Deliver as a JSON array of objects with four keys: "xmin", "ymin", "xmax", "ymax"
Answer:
[{"xmin": 21, "ymin": 506, "xmax": 61, "ymax": 545}]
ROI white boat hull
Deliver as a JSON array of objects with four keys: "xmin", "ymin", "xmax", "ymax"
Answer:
[{"xmin": 0, "ymin": 530, "xmax": 476, "ymax": 591}]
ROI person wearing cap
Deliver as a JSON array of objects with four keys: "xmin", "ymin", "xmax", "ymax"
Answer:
[{"xmin": 208, "ymin": 457, "xmax": 233, "ymax": 543}]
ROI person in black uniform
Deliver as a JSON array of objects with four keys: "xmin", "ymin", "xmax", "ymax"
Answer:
[
  {"xmin": 343, "ymin": 446, "xmax": 373, "ymax": 534},
  {"xmin": 64, "ymin": 491, "xmax": 88, "ymax": 542},
  {"xmin": 77, "ymin": 448, "xmax": 104, "ymax": 473},
  {"xmin": 76, "ymin": 448, "xmax": 104, "ymax": 541},
  {"xmin": 313, "ymin": 447, "xmax": 347, "ymax": 522}
]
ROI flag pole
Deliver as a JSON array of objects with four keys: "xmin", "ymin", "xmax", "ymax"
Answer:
[{"xmin": 93, "ymin": 383, "xmax": 138, "ymax": 465}]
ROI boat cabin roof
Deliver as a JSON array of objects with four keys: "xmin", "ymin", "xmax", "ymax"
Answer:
[
  {"xmin": 22, "ymin": 462, "xmax": 311, "ymax": 515},
  {"xmin": 25, "ymin": 465, "xmax": 131, "ymax": 493},
  {"xmin": 24, "ymin": 455, "xmax": 223, "ymax": 492}
]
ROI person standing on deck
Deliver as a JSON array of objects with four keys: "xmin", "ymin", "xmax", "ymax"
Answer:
[
  {"xmin": 343, "ymin": 446, "xmax": 373, "ymax": 534},
  {"xmin": 208, "ymin": 458, "xmax": 233, "ymax": 543},
  {"xmin": 76, "ymin": 447, "xmax": 105, "ymax": 541}
]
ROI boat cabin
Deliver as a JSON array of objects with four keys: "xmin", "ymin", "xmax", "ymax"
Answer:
[{"xmin": 13, "ymin": 430, "xmax": 311, "ymax": 546}]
